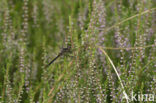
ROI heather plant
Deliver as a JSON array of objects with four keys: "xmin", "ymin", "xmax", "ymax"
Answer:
[{"xmin": 0, "ymin": 0, "xmax": 156, "ymax": 103}]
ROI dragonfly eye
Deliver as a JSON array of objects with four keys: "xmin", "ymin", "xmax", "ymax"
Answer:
[
  {"xmin": 62, "ymin": 47, "xmax": 70, "ymax": 53},
  {"xmin": 61, "ymin": 44, "xmax": 71, "ymax": 53}
]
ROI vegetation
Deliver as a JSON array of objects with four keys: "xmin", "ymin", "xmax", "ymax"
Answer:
[{"xmin": 0, "ymin": 0, "xmax": 156, "ymax": 103}]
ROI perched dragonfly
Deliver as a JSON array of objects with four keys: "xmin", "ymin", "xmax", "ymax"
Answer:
[{"xmin": 46, "ymin": 42, "xmax": 71, "ymax": 68}]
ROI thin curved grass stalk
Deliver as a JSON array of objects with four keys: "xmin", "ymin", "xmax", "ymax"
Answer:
[
  {"xmin": 98, "ymin": 46, "xmax": 129, "ymax": 103},
  {"xmin": 98, "ymin": 7, "xmax": 156, "ymax": 32},
  {"xmin": 139, "ymin": 57, "xmax": 156, "ymax": 73},
  {"xmin": 101, "ymin": 44, "xmax": 155, "ymax": 50}
]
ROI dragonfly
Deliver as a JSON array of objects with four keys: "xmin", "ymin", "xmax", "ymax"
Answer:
[{"xmin": 46, "ymin": 40, "xmax": 71, "ymax": 68}]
